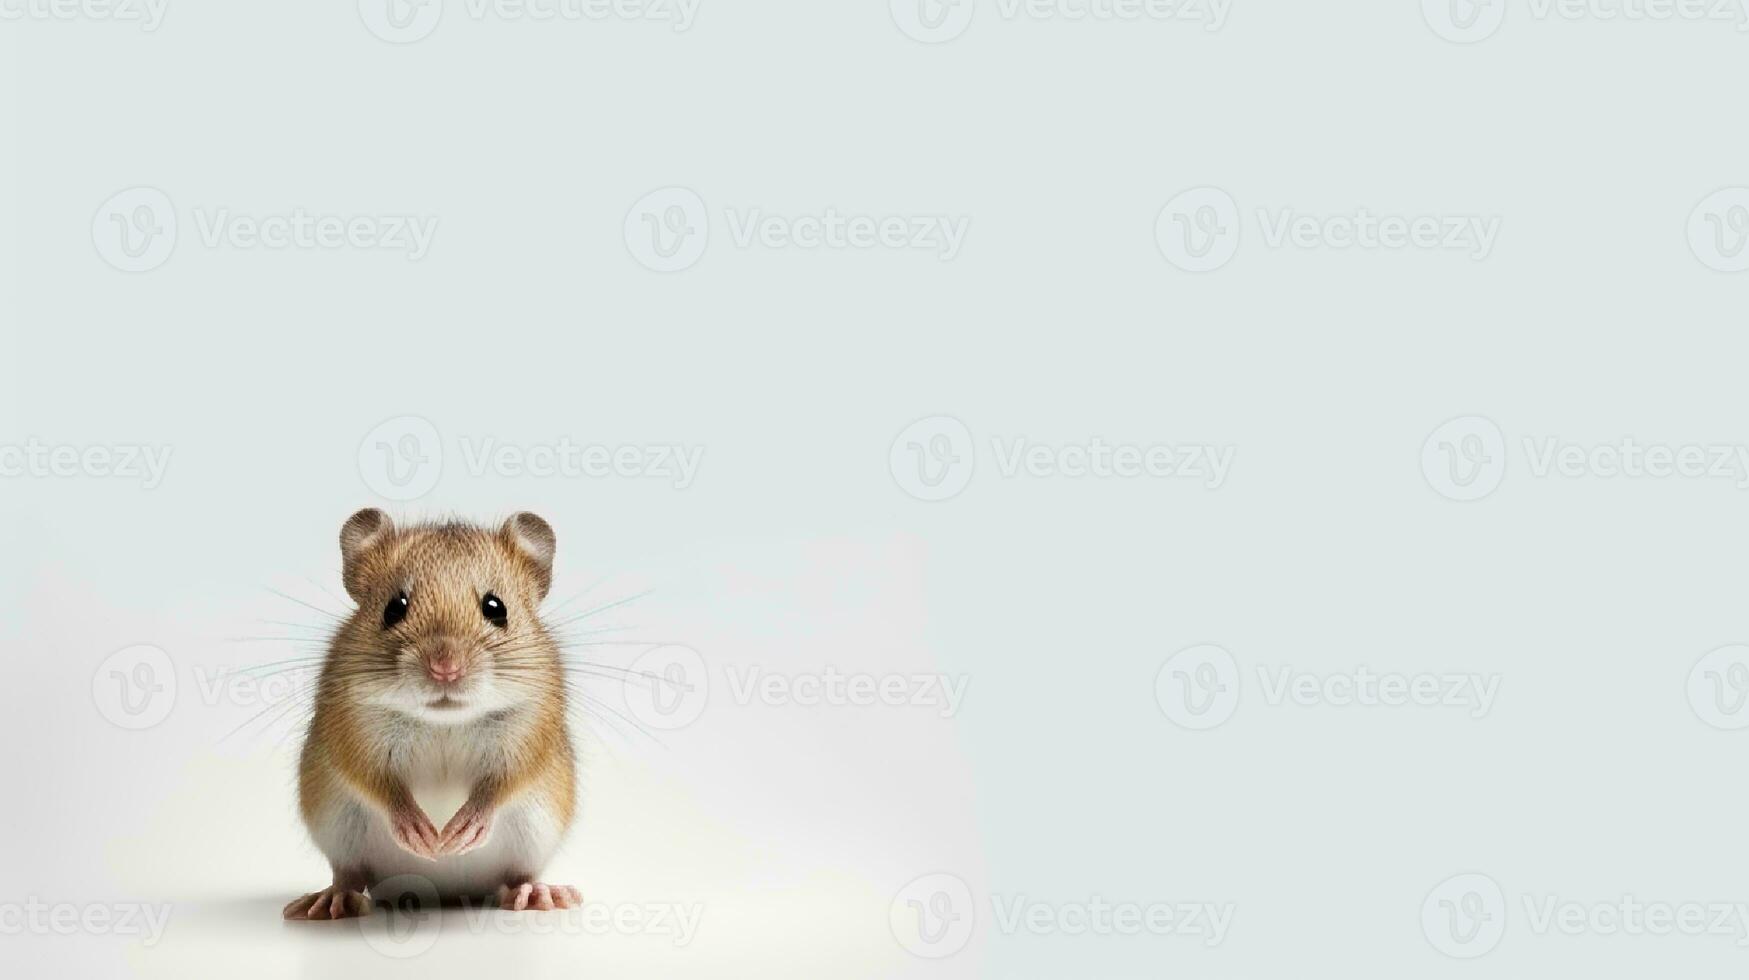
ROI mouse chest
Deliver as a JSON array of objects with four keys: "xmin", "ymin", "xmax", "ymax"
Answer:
[{"xmin": 391, "ymin": 731, "xmax": 480, "ymax": 822}]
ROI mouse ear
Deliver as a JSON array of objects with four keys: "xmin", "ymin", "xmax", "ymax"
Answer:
[
  {"xmin": 340, "ymin": 508, "xmax": 395, "ymax": 602},
  {"xmin": 501, "ymin": 512, "xmax": 556, "ymax": 601}
]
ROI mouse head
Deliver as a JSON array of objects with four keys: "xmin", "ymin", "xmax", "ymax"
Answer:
[{"xmin": 331, "ymin": 509, "xmax": 561, "ymax": 725}]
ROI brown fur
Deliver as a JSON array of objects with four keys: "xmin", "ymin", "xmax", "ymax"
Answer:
[{"xmin": 297, "ymin": 511, "xmax": 576, "ymax": 861}]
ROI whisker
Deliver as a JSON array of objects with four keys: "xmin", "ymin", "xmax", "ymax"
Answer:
[
  {"xmin": 553, "ymin": 624, "xmax": 638, "ymax": 638},
  {"xmin": 259, "ymin": 619, "xmax": 333, "ymax": 632},
  {"xmin": 265, "ymin": 587, "xmax": 348, "ymax": 624},
  {"xmin": 225, "ymin": 658, "xmax": 327, "ymax": 674},
  {"xmin": 567, "ymin": 688, "xmax": 663, "ymax": 746},
  {"xmin": 565, "ymin": 663, "xmax": 657, "ymax": 683},
  {"xmin": 540, "ymin": 576, "xmax": 609, "ymax": 620},
  {"xmin": 305, "ymin": 575, "xmax": 355, "ymax": 615},
  {"xmin": 555, "ymin": 590, "xmax": 652, "ymax": 626},
  {"xmin": 220, "ymin": 688, "xmax": 317, "ymax": 742}
]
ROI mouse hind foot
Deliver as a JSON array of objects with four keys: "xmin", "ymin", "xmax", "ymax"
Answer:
[
  {"xmin": 497, "ymin": 881, "xmax": 581, "ymax": 911},
  {"xmin": 283, "ymin": 885, "xmax": 370, "ymax": 920}
]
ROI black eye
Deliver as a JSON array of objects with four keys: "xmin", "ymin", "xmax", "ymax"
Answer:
[
  {"xmin": 482, "ymin": 593, "xmax": 508, "ymax": 629},
  {"xmin": 383, "ymin": 592, "xmax": 409, "ymax": 629}
]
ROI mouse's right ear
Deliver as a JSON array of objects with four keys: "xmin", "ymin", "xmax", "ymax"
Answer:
[{"xmin": 340, "ymin": 508, "xmax": 395, "ymax": 603}]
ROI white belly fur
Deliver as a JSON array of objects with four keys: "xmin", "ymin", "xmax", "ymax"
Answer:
[
  {"xmin": 370, "ymin": 797, "xmax": 561, "ymax": 897},
  {"xmin": 310, "ymin": 792, "xmax": 563, "ymax": 898},
  {"xmin": 308, "ymin": 728, "xmax": 565, "ymax": 898}
]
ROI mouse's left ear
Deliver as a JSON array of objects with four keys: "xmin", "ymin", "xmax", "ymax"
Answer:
[{"xmin": 501, "ymin": 512, "xmax": 556, "ymax": 601}]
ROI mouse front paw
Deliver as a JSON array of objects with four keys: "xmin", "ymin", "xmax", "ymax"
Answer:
[
  {"xmin": 437, "ymin": 803, "xmax": 495, "ymax": 856},
  {"xmin": 389, "ymin": 804, "xmax": 440, "ymax": 860},
  {"xmin": 284, "ymin": 886, "xmax": 370, "ymax": 920},
  {"xmin": 497, "ymin": 881, "xmax": 582, "ymax": 912}
]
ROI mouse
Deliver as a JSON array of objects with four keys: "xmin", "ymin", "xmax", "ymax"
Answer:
[{"xmin": 283, "ymin": 508, "xmax": 579, "ymax": 919}]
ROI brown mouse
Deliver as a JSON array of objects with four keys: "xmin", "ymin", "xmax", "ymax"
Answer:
[{"xmin": 284, "ymin": 509, "xmax": 578, "ymax": 919}]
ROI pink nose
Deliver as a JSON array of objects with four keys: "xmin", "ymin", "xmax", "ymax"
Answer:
[{"xmin": 426, "ymin": 654, "xmax": 464, "ymax": 686}]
